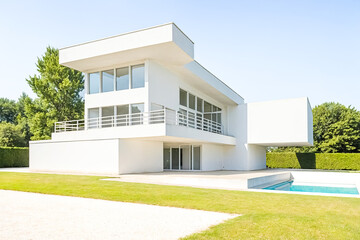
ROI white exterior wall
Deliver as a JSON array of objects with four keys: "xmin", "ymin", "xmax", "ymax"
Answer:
[
  {"xmin": 247, "ymin": 97, "xmax": 313, "ymax": 146},
  {"xmin": 30, "ymin": 139, "xmax": 120, "ymax": 175},
  {"xmin": 119, "ymin": 139, "xmax": 163, "ymax": 174},
  {"xmin": 147, "ymin": 60, "xmax": 229, "ymax": 133},
  {"xmin": 201, "ymin": 144, "xmax": 224, "ymax": 171}
]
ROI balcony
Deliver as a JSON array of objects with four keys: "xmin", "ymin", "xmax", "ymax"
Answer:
[{"xmin": 55, "ymin": 109, "xmax": 224, "ymax": 135}]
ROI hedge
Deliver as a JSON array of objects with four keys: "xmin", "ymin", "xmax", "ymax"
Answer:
[
  {"xmin": 267, "ymin": 152, "xmax": 360, "ymax": 170},
  {"xmin": 0, "ymin": 147, "xmax": 29, "ymax": 168}
]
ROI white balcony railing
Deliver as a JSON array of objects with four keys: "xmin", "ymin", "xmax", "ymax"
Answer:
[{"xmin": 54, "ymin": 109, "xmax": 223, "ymax": 134}]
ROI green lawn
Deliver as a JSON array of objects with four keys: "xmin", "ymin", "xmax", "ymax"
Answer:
[{"xmin": 0, "ymin": 172, "xmax": 359, "ymax": 239}]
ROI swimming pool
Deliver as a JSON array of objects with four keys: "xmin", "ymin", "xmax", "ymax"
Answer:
[{"xmin": 264, "ymin": 180, "xmax": 359, "ymax": 195}]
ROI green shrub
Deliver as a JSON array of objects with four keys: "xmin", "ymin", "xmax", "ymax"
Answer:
[
  {"xmin": 266, "ymin": 152, "xmax": 360, "ymax": 170},
  {"xmin": 0, "ymin": 147, "xmax": 29, "ymax": 168}
]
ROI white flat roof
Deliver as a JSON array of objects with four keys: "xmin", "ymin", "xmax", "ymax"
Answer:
[{"xmin": 59, "ymin": 23, "xmax": 244, "ymax": 104}]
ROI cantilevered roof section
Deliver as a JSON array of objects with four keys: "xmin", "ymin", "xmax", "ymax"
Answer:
[
  {"xmin": 59, "ymin": 23, "xmax": 244, "ymax": 105},
  {"xmin": 60, "ymin": 23, "xmax": 194, "ymax": 72}
]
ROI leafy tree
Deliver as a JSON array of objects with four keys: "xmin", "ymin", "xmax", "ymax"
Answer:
[
  {"xmin": 313, "ymin": 102, "xmax": 360, "ymax": 153},
  {"xmin": 0, "ymin": 98, "xmax": 17, "ymax": 123},
  {"xmin": 25, "ymin": 46, "xmax": 84, "ymax": 140},
  {"xmin": 0, "ymin": 122, "xmax": 26, "ymax": 147},
  {"xmin": 15, "ymin": 93, "xmax": 33, "ymax": 144}
]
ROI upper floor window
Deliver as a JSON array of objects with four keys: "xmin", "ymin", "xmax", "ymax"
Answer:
[
  {"xmin": 88, "ymin": 64, "xmax": 144, "ymax": 94},
  {"xmin": 116, "ymin": 67, "xmax": 129, "ymax": 91},
  {"xmin": 131, "ymin": 64, "xmax": 145, "ymax": 89},
  {"xmin": 89, "ymin": 72, "xmax": 100, "ymax": 94},
  {"xmin": 102, "ymin": 70, "xmax": 114, "ymax": 92},
  {"xmin": 180, "ymin": 89, "xmax": 187, "ymax": 107}
]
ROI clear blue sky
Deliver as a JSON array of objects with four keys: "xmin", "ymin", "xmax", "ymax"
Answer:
[{"xmin": 0, "ymin": 0, "xmax": 359, "ymax": 108}]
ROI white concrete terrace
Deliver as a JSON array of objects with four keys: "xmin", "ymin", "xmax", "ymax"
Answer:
[{"xmin": 52, "ymin": 109, "xmax": 236, "ymax": 146}]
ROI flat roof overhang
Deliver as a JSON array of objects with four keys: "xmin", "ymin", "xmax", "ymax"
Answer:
[
  {"xmin": 59, "ymin": 23, "xmax": 194, "ymax": 72},
  {"xmin": 59, "ymin": 22, "xmax": 244, "ymax": 105}
]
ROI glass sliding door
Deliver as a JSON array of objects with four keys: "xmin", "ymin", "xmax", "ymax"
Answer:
[
  {"xmin": 163, "ymin": 148, "xmax": 171, "ymax": 170},
  {"xmin": 180, "ymin": 145, "xmax": 191, "ymax": 170},
  {"xmin": 163, "ymin": 145, "xmax": 201, "ymax": 171},
  {"xmin": 171, "ymin": 148, "xmax": 179, "ymax": 170},
  {"xmin": 193, "ymin": 146, "xmax": 201, "ymax": 170}
]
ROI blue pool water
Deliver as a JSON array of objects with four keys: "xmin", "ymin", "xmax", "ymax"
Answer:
[{"xmin": 264, "ymin": 181, "xmax": 359, "ymax": 195}]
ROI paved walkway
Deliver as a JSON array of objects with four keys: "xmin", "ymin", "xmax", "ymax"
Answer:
[{"xmin": 0, "ymin": 190, "xmax": 237, "ymax": 240}]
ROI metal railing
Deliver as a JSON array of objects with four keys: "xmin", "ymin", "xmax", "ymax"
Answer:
[{"xmin": 54, "ymin": 109, "xmax": 223, "ymax": 134}]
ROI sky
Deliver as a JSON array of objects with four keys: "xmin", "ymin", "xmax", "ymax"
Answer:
[{"xmin": 0, "ymin": 0, "xmax": 359, "ymax": 109}]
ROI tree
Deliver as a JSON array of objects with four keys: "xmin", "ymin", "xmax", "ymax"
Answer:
[
  {"xmin": 0, "ymin": 122, "xmax": 26, "ymax": 147},
  {"xmin": 15, "ymin": 93, "xmax": 33, "ymax": 144},
  {"xmin": 313, "ymin": 102, "xmax": 360, "ymax": 153},
  {"xmin": 0, "ymin": 98, "xmax": 17, "ymax": 123},
  {"xmin": 25, "ymin": 46, "xmax": 84, "ymax": 140}
]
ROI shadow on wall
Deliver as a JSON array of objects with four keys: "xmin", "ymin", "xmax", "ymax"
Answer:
[{"xmin": 296, "ymin": 153, "xmax": 316, "ymax": 169}]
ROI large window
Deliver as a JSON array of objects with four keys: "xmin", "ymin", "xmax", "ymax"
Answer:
[
  {"xmin": 180, "ymin": 89, "xmax": 187, "ymax": 107},
  {"xmin": 130, "ymin": 103, "xmax": 144, "ymax": 125},
  {"xmin": 189, "ymin": 93, "xmax": 196, "ymax": 110},
  {"xmin": 88, "ymin": 64, "xmax": 144, "ymax": 94},
  {"xmin": 88, "ymin": 108, "xmax": 99, "ymax": 128},
  {"xmin": 102, "ymin": 106, "xmax": 114, "ymax": 127},
  {"xmin": 116, "ymin": 105, "xmax": 129, "ymax": 126},
  {"xmin": 102, "ymin": 70, "xmax": 114, "ymax": 92},
  {"xmin": 89, "ymin": 73, "xmax": 100, "ymax": 94},
  {"xmin": 116, "ymin": 67, "xmax": 129, "ymax": 91},
  {"xmin": 131, "ymin": 64, "xmax": 145, "ymax": 89},
  {"xmin": 178, "ymin": 88, "xmax": 222, "ymax": 128}
]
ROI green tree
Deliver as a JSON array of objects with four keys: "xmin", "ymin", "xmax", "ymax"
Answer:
[
  {"xmin": 15, "ymin": 93, "xmax": 33, "ymax": 144},
  {"xmin": 0, "ymin": 98, "xmax": 17, "ymax": 123},
  {"xmin": 0, "ymin": 122, "xmax": 26, "ymax": 147},
  {"xmin": 313, "ymin": 102, "xmax": 360, "ymax": 153},
  {"xmin": 25, "ymin": 46, "xmax": 84, "ymax": 140}
]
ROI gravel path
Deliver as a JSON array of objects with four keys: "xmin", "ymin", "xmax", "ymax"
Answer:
[{"xmin": 0, "ymin": 190, "xmax": 238, "ymax": 240}]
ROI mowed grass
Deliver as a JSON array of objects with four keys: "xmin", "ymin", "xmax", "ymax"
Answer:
[{"xmin": 0, "ymin": 172, "xmax": 359, "ymax": 239}]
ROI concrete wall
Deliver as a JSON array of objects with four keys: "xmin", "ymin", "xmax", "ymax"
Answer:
[
  {"xmin": 201, "ymin": 143, "xmax": 224, "ymax": 171},
  {"xmin": 247, "ymin": 97, "xmax": 313, "ymax": 146},
  {"xmin": 119, "ymin": 139, "xmax": 163, "ymax": 174},
  {"xmin": 30, "ymin": 139, "xmax": 120, "ymax": 175}
]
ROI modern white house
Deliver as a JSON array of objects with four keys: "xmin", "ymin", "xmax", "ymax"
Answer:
[{"xmin": 29, "ymin": 23, "xmax": 313, "ymax": 175}]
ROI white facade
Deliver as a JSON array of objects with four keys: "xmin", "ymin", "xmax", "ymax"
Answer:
[{"xmin": 30, "ymin": 23, "xmax": 313, "ymax": 174}]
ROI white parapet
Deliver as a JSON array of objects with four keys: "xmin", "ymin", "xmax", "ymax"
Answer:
[{"xmin": 247, "ymin": 97, "xmax": 313, "ymax": 146}]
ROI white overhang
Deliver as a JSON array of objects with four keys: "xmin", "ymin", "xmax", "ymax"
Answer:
[
  {"xmin": 59, "ymin": 23, "xmax": 194, "ymax": 72},
  {"xmin": 59, "ymin": 22, "xmax": 244, "ymax": 105}
]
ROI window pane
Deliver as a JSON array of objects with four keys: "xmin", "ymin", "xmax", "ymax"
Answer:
[
  {"xmin": 102, "ymin": 70, "xmax": 114, "ymax": 92},
  {"xmin": 131, "ymin": 103, "xmax": 144, "ymax": 125},
  {"xmin": 117, "ymin": 105, "xmax": 129, "ymax": 115},
  {"xmin": 89, "ymin": 72, "xmax": 100, "ymax": 94},
  {"xmin": 131, "ymin": 64, "xmax": 145, "ymax": 88},
  {"xmin": 204, "ymin": 101, "xmax": 212, "ymax": 112},
  {"xmin": 88, "ymin": 108, "xmax": 99, "ymax": 129},
  {"xmin": 102, "ymin": 106, "xmax": 114, "ymax": 117},
  {"xmin": 102, "ymin": 106, "xmax": 114, "ymax": 128},
  {"xmin": 116, "ymin": 105, "xmax": 129, "ymax": 126},
  {"xmin": 189, "ymin": 94, "xmax": 195, "ymax": 110},
  {"xmin": 197, "ymin": 97, "xmax": 203, "ymax": 112},
  {"xmin": 131, "ymin": 103, "xmax": 144, "ymax": 113},
  {"xmin": 116, "ymin": 67, "xmax": 129, "ymax": 91},
  {"xmin": 180, "ymin": 89, "xmax": 187, "ymax": 107}
]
